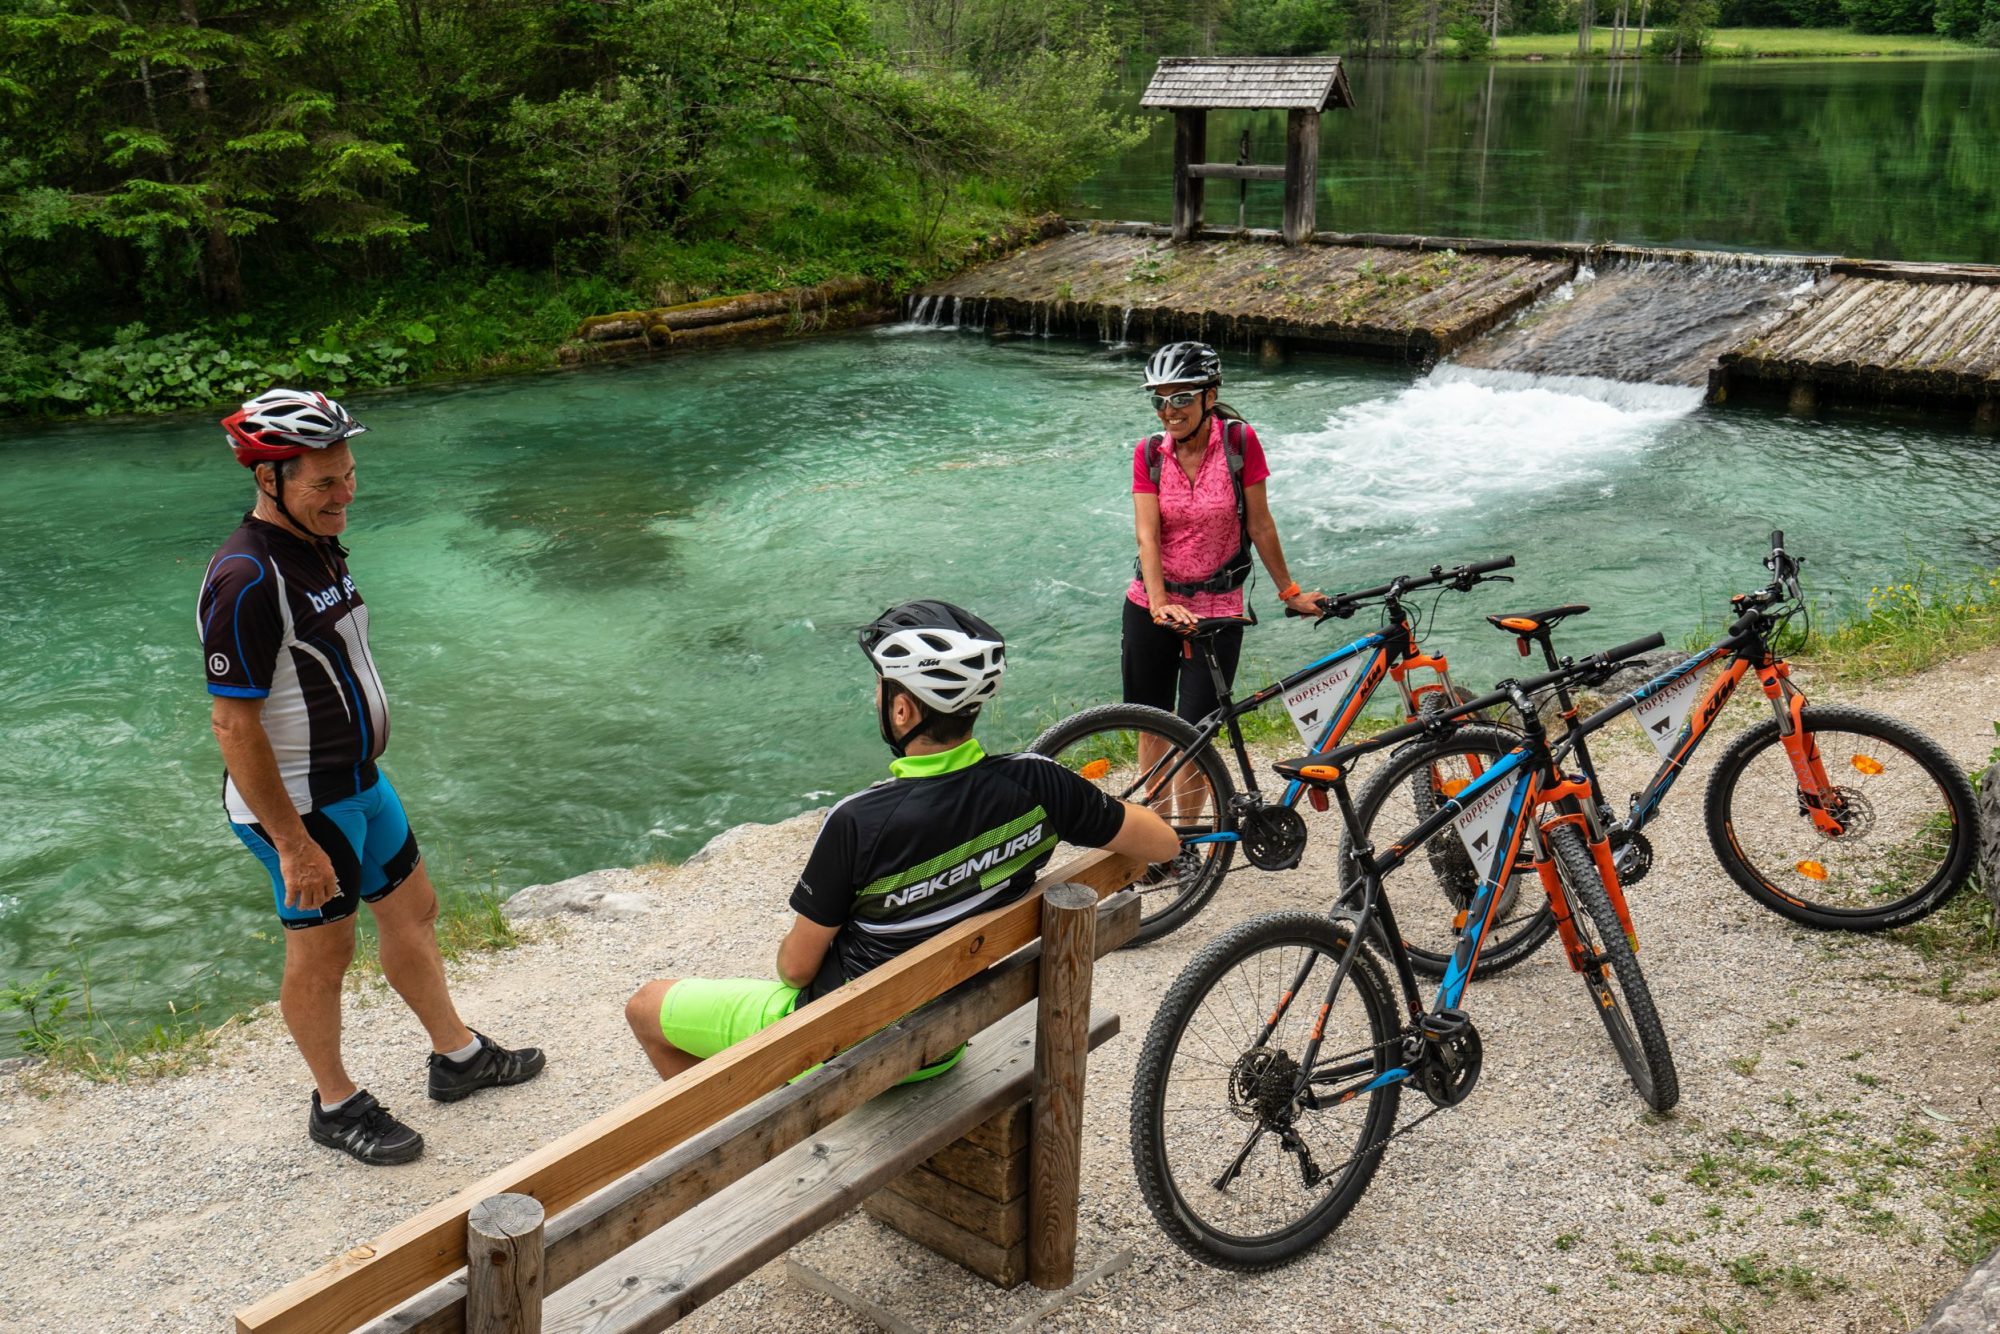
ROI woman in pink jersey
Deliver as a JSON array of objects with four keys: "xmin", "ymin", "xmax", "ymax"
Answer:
[{"xmin": 1126, "ymin": 342, "xmax": 1322, "ymax": 724}]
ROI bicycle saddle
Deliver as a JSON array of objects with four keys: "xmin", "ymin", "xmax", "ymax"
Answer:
[
  {"xmin": 1487, "ymin": 604, "xmax": 1590, "ymax": 635},
  {"xmin": 1187, "ymin": 614, "xmax": 1256, "ymax": 640}
]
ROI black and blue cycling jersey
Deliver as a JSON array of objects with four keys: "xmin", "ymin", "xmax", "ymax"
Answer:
[{"xmin": 197, "ymin": 515, "xmax": 391, "ymax": 821}]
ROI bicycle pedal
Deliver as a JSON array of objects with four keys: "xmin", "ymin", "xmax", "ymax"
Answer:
[{"xmin": 1420, "ymin": 1008, "xmax": 1471, "ymax": 1041}]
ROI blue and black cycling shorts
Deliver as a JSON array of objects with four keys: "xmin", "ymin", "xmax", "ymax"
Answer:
[{"xmin": 231, "ymin": 773, "xmax": 421, "ymax": 930}]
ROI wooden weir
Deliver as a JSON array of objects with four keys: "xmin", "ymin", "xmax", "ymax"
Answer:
[{"xmin": 908, "ymin": 223, "xmax": 2000, "ymax": 427}]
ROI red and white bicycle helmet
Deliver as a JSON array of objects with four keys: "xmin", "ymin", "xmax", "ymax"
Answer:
[{"xmin": 222, "ymin": 388, "xmax": 366, "ymax": 468}]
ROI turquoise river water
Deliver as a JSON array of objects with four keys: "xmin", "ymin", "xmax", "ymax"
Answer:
[{"xmin": 3, "ymin": 326, "xmax": 1999, "ymax": 1044}]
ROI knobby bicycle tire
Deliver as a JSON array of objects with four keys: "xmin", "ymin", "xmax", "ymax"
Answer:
[
  {"xmin": 1338, "ymin": 724, "xmax": 1559, "ymax": 979},
  {"xmin": 1130, "ymin": 911, "xmax": 1401, "ymax": 1270},
  {"xmin": 1704, "ymin": 705, "xmax": 1977, "ymax": 932},
  {"xmin": 1027, "ymin": 702, "xmax": 1237, "ymax": 944},
  {"xmin": 1546, "ymin": 824, "xmax": 1679, "ymax": 1112}
]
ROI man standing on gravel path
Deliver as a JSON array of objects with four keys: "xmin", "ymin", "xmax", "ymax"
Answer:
[
  {"xmin": 199, "ymin": 388, "xmax": 545, "ymax": 1166},
  {"xmin": 625, "ymin": 600, "xmax": 1179, "ymax": 1080}
]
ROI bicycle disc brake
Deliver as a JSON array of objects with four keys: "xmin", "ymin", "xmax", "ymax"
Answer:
[
  {"xmin": 1805, "ymin": 785, "xmax": 1873, "ymax": 840},
  {"xmin": 1609, "ymin": 828, "xmax": 1654, "ymax": 886},
  {"xmin": 1414, "ymin": 1012, "xmax": 1483, "ymax": 1110},
  {"xmin": 1239, "ymin": 802, "xmax": 1309, "ymax": 871}
]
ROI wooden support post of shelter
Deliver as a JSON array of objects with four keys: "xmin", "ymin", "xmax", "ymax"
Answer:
[{"xmin": 1142, "ymin": 56, "xmax": 1354, "ymax": 246}]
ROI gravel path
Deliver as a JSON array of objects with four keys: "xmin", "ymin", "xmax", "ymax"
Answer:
[{"xmin": 5, "ymin": 649, "xmax": 1998, "ymax": 1333}]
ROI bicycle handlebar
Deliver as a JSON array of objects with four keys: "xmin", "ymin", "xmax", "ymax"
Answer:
[{"xmin": 1286, "ymin": 554, "xmax": 1517, "ymax": 619}]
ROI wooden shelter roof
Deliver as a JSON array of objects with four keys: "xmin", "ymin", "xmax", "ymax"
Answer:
[{"xmin": 1140, "ymin": 57, "xmax": 1355, "ymax": 112}]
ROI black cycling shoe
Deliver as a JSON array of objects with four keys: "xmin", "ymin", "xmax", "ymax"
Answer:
[
  {"xmin": 426, "ymin": 1031, "xmax": 546, "ymax": 1103},
  {"xmin": 309, "ymin": 1089, "xmax": 425, "ymax": 1166}
]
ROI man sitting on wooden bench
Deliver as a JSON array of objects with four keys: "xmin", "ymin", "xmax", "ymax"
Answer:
[{"xmin": 626, "ymin": 599, "xmax": 1178, "ymax": 1081}]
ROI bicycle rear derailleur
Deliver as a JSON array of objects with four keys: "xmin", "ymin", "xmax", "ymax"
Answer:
[
  {"xmin": 1409, "ymin": 1009, "xmax": 1483, "ymax": 1110},
  {"xmin": 1237, "ymin": 797, "xmax": 1308, "ymax": 871}
]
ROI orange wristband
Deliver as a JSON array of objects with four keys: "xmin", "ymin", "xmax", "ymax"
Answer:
[{"xmin": 1278, "ymin": 581, "xmax": 1301, "ymax": 600}]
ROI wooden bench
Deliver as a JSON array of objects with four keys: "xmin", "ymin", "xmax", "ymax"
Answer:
[{"xmin": 236, "ymin": 848, "xmax": 1144, "ymax": 1334}]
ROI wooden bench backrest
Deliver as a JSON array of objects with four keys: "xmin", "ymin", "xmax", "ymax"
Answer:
[{"xmin": 237, "ymin": 847, "xmax": 1143, "ymax": 1334}]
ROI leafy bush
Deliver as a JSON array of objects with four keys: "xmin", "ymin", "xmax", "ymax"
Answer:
[
  {"xmin": 0, "ymin": 322, "xmax": 412, "ymax": 418},
  {"xmin": 1938, "ymin": 0, "xmax": 2000, "ymax": 36},
  {"xmin": 1982, "ymin": 15, "xmax": 2000, "ymax": 41},
  {"xmin": 1448, "ymin": 15, "xmax": 1495, "ymax": 55}
]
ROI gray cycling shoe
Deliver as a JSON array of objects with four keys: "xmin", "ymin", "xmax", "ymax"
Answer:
[
  {"xmin": 426, "ymin": 1031, "xmax": 546, "ymax": 1103},
  {"xmin": 309, "ymin": 1089, "xmax": 424, "ymax": 1165}
]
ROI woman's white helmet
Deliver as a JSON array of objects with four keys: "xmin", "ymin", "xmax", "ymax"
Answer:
[
  {"xmin": 859, "ymin": 601, "xmax": 1006, "ymax": 714},
  {"xmin": 1142, "ymin": 341, "xmax": 1222, "ymax": 390}
]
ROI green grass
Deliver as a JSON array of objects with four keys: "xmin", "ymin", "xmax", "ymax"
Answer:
[
  {"xmin": 6, "ymin": 884, "xmax": 524, "ymax": 1082},
  {"xmin": 1947, "ymin": 1126, "xmax": 2000, "ymax": 1262},
  {"xmin": 1489, "ymin": 26, "xmax": 1992, "ymax": 59}
]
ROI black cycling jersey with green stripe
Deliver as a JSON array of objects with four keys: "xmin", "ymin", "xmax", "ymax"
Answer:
[{"xmin": 788, "ymin": 739, "xmax": 1126, "ymax": 1004}]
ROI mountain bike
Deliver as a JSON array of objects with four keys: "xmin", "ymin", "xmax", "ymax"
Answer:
[
  {"xmin": 1029, "ymin": 557, "xmax": 1516, "ymax": 944},
  {"xmin": 1343, "ymin": 532, "xmax": 1980, "ymax": 980},
  {"xmin": 1129, "ymin": 633, "xmax": 1679, "ymax": 1272}
]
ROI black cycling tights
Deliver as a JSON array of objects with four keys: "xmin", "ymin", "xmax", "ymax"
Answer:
[{"xmin": 1121, "ymin": 597, "xmax": 1243, "ymax": 726}]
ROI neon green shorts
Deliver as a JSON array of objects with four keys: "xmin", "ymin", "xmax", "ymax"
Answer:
[{"xmin": 656, "ymin": 977, "xmax": 964, "ymax": 1082}]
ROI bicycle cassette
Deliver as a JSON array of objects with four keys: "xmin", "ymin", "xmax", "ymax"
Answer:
[{"xmin": 1239, "ymin": 803, "xmax": 1309, "ymax": 871}]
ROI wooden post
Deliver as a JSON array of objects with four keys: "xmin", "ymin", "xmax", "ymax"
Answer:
[
  {"xmin": 1027, "ymin": 883, "xmax": 1096, "ymax": 1290},
  {"xmin": 1282, "ymin": 109, "xmax": 1320, "ymax": 245},
  {"xmin": 467, "ymin": 1194, "xmax": 546, "ymax": 1334},
  {"xmin": 1172, "ymin": 109, "xmax": 1207, "ymax": 244}
]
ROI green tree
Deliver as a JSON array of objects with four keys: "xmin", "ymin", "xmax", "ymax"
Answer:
[{"xmin": 1843, "ymin": 0, "xmax": 1936, "ymax": 31}]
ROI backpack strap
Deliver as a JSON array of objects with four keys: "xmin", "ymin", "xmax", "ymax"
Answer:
[{"xmin": 1143, "ymin": 433, "xmax": 1166, "ymax": 491}]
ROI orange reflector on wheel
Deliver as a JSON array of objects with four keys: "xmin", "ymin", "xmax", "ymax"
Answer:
[
  {"xmin": 1079, "ymin": 758, "xmax": 1111, "ymax": 780},
  {"xmin": 1850, "ymin": 755, "xmax": 1885, "ymax": 776},
  {"xmin": 1795, "ymin": 860, "xmax": 1828, "ymax": 881}
]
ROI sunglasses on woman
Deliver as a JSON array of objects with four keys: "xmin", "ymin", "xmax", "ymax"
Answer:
[{"xmin": 1148, "ymin": 390, "xmax": 1204, "ymax": 411}]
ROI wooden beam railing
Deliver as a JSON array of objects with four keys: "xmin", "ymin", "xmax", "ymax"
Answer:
[{"xmin": 238, "ymin": 848, "xmax": 1143, "ymax": 1334}]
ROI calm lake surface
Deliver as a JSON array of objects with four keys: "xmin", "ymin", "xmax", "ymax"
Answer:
[{"xmin": 1081, "ymin": 58, "xmax": 2000, "ymax": 262}]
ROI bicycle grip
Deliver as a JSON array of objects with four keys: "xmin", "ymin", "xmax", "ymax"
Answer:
[
  {"xmin": 1466, "ymin": 555, "xmax": 1517, "ymax": 577},
  {"xmin": 1771, "ymin": 529, "xmax": 1785, "ymax": 551},
  {"xmin": 1601, "ymin": 632, "xmax": 1666, "ymax": 664}
]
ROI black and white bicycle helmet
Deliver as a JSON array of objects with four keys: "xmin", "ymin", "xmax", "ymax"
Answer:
[
  {"xmin": 859, "ymin": 601, "xmax": 1006, "ymax": 713},
  {"xmin": 1142, "ymin": 341, "xmax": 1222, "ymax": 391}
]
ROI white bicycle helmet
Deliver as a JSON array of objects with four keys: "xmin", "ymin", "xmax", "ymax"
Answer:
[
  {"xmin": 1142, "ymin": 341, "xmax": 1222, "ymax": 391},
  {"xmin": 859, "ymin": 601, "xmax": 1006, "ymax": 755}
]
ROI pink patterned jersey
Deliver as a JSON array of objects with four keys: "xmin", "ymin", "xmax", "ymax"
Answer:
[{"xmin": 1127, "ymin": 416, "xmax": 1271, "ymax": 618}]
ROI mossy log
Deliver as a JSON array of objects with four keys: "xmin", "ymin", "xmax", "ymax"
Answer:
[{"xmin": 577, "ymin": 277, "xmax": 882, "ymax": 342}]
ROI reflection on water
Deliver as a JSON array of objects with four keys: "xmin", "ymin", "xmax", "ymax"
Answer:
[
  {"xmin": 1080, "ymin": 58, "xmax": 2000, "ymax": 262},
  {"xmin": 2, "ymin": 330, "xmax": 1997, "ymax": 1041}
]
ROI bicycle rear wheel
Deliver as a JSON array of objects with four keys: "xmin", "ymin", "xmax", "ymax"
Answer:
[
  {"xmin": 1547, "ymin": 824, "xmax": 1679, "ymax": 1112},
  {"xmin": 1338, "ymin": 725, "xmax": 1558, "ymax": 978},
  {"xmin": 1704, "ymin": 705, "xmax": 1978, "ymax": 931},
  {"xmin": 1028, "ymin": 703, "xmax": 1236, "ymax": 944},
  {"xmin": 1130, "ymin": 911, "xmax": 1402, "ymax": 1270}
]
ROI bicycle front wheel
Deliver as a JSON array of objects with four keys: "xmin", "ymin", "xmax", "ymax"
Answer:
[
  {"xmin": 1547, "ymin": 824, "xmax": 1678, "ymax": 1112},
  {"xmin": 1704, "ymin": 705, "xmax": 1978, "ymax": 931},
  {"xmin": 1338, "ymin": 725, "xmax": 1558, "ymax": 978},
  {"xmin": 1028, "ymin": 703, "xmax": 1236, "ymax": 944},
  {"xmin": 1130, "ymin": 911, "xmax": 1402, "ymax": 1270}
]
